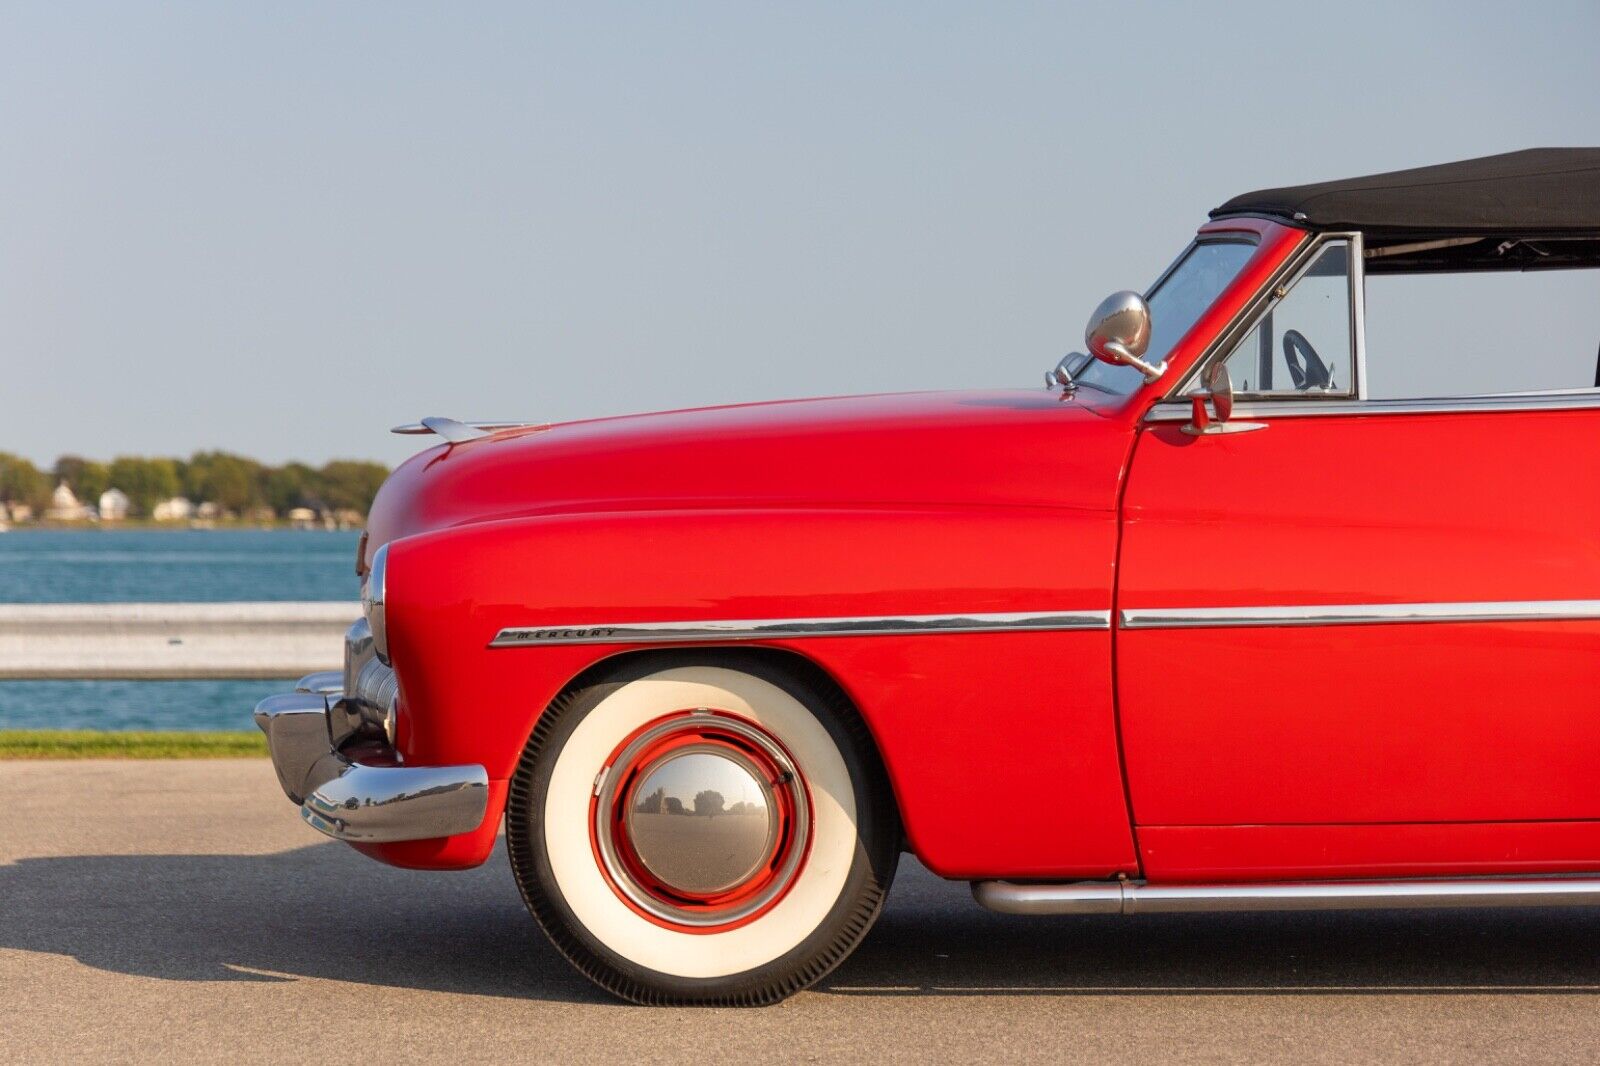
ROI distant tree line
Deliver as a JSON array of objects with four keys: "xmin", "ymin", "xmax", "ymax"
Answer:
[{"xmin": 0, "ymin": 451, "xmax": 388, "ymax": 518}]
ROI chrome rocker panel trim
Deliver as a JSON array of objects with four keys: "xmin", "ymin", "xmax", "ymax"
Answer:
[
  {"xmin": 1120, "ymin": 599, "xmax": 1600, "ymax": 630},
  {"xmin": 253, "ymin": 690, "xmax": 488, "ymax": 844},
  {"xmin": 490, "ymin": 610, "xmax": 1113, "ymax": 648},
  {"xmin": 974, "ymin": 876, "xmax": 1600, "ymax": 916}
]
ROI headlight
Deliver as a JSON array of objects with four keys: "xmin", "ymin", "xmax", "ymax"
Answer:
[{"xmin": 362, "ymin": 542, "xmax": 389, "ymax": 665}]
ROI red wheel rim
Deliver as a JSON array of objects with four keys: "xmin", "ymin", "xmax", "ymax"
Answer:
[{"xmin": 590, "ymin": 710, "xmax": 811, "ymax": 930}]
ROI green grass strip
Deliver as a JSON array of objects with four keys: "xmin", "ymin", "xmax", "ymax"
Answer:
[{"xmin": 0, "ymin": 729, "xmax": 268, "ymax": 759}]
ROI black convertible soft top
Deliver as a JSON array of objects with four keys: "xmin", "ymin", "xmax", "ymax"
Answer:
[
  {"xmin": 1211, "ymin": 149, "xmax": 1600, "ymax": 271},
  {"xmin": 1212, "ymin": 148, "xmax": 1600, "ymax": 235}
]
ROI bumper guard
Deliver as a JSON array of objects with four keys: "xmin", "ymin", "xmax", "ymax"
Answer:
[{"xmin": 254, "ymin": 674, "xmax": 488, "ymax": 844}]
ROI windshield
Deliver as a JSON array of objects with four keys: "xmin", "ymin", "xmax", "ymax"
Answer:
[{"xmin": 1072, "ymin": 238, "xmax": 1257, "ymax": 395}]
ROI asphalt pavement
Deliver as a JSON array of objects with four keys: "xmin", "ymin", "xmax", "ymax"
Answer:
[{"xmin": 5, "ymin": 759, "xmax": 1600, "ymax": 1064}]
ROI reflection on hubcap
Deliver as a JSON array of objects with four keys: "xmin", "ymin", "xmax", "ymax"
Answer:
[
  {"xmin": 593, "ymin": 712, "xmax": 810, "ymax": 928},
  {"xmin": 626, "ymin": 749, "xmax": 778, "ymax": 895}
]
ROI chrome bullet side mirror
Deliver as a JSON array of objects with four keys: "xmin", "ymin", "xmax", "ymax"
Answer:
[{"xmin": 1085, "ymin": 290, "xmax": 1164, "ymax": 383}]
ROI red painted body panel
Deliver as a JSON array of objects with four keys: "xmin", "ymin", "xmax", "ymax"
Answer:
[
  {"xmin": 367, "ymin": 389, "xmax": 1135, "ymax": 542},
  {"xmin": 372, "ymin": 507, "xmax": 1137, "ymax": 878},
  {"xmin": 1118, "ymin": 410, "xmax": 1600, "ymax": 865},
  {"xmin": 359, "ymin": 388, "xmax": 1164, "ymax": 877}
]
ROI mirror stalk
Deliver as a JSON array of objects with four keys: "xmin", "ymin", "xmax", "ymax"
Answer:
[
  {"xmin": 1182, "ymin": 363, "xmax": 1268, "ymax": 436},
  {"xmin": 1103, "ymin": 341, "xmax": 1167, "ymax": 383}
]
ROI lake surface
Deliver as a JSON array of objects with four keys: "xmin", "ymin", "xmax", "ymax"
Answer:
[
  {"xmin": 0, "ymin": 529, "xmax": 361, "ymax": 731},
  {"xmin": 0, "ymin": 529, "xmax": 360, "ymax": 603}
]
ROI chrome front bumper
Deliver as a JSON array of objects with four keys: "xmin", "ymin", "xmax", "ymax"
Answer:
[{"xmin": 253, "ymin": 623, "xmax": 488, "ymax": 844}]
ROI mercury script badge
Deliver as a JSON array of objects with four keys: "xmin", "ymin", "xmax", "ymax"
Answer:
[{"xmin": 507, "ymin": 627, "xmax": 619, "ymax": 643}]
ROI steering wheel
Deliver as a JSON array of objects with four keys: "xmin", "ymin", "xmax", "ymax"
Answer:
[{"xmin": 1282, "ymin": 329, "xmax": 1332, "ymax": 390}]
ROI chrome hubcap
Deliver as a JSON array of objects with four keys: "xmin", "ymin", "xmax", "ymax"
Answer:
[
  {"xmin": 593, "ymin": 712, "xmax": 810, "ymax": 927},
  {"xmin": 625, "ymin": 748, "xmax": 779, "ymax": 895}
]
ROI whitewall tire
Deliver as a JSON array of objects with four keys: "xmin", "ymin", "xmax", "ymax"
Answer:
[{"xmin": 506, "ymin": 654, "xmax": 900, "ymax": 1005}]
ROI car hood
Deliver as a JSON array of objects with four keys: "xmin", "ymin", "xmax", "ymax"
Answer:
[{"xmin": 364, "ymin": 389, "xmax": 1132, "ymax": 556}]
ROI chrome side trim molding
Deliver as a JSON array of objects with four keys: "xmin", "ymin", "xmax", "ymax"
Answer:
[
  {"xmin": 1145, "ymin": 390, "xmax": 1600, "ymax": 421},
  {"xmin": 974, "ymin": 876, "xmax": 1600, "ymax": 916},
  {"xmin": 490, "ymin": 610, "xmax": 1113, "ymax": 648},
  {"xmin": 1120, "ymin": 599, "xmax": 1600, "ymax": 630}
]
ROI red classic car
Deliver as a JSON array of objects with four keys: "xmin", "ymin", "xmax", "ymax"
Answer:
[{"xmin": 256, "ymin": 148, "xmax": 1600, "ymax": 1005}]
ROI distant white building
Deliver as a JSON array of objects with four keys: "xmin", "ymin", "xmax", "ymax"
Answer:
[
  {"xmin": 286, "ymin": 506, "xmax": 318, "ymax": 530},
  {"xmin": 152, "ymin": 496, "xmax": 194, "ymax": 522},
  {"xmin": 98, "ymin": 488, "xmax": 131, "ymax": 521},
  {"xmin": 46, "ymin": 482, "xmax": 91, "ymax": 521}
]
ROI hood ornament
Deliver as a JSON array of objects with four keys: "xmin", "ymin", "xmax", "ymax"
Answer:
[{"xmin": 390, "ymin": 418, "xmax": 542, "ymax": 443}]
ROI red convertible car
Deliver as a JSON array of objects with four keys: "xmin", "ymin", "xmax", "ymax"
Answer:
[{"xmin": 257, "ymin": 149, "xmax": 1600, "ymax": 1004}]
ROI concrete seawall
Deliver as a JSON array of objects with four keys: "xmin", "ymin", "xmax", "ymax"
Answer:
[{"xmin": 0, "ymin": 602, "xmax": 358, "ymax": 680}]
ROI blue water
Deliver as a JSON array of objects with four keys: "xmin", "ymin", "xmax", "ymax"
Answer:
[
  {"xmin": 0, "ymin": 529, "xmax": 360, "ymax": 603},
  {"xmin": 0, "ymin": 530, "xmax": 361, "ymax": 732}
]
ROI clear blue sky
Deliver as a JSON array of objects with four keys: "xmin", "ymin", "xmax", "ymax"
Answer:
[{"xmin": 4, "ymin": 2, "xmax": 1598, "ymax": 468}]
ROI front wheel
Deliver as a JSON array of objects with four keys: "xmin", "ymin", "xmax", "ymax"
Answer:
[{"xmin": 506, "ymin": 655, "xmax": 900, "ymax": 1005}]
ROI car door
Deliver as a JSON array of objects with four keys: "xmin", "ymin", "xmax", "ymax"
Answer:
[{"xmin": 1115, "ymin": 234, "xmax": 1600, "ymax": 881}]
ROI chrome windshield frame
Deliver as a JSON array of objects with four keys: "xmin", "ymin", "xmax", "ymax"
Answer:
[
  {"xmin": 1070, "ymin": 233, "xmax": 1262, "ymax": 398},
  {"xmin": 1163, "ymin": 229, "xmax": 1368, "ymax": 402}
]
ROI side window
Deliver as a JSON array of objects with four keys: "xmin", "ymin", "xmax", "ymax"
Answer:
[{"xmin": 1217, "ymin": 241, "xmax": 1354, "ymax": 397}]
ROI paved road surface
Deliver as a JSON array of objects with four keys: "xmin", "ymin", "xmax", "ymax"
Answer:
[{"xmin": 5, "ymin": 760, "xmax": 1600, "ymax": 1064}]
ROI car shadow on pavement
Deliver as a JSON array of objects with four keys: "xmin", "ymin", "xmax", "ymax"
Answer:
[
  {"xmin": 6, "ymin": 844, "xmax": 1600, "ymax": 1002},
  {"xmin": 826, "ymin": 862, "xmax": 1600, "ymax": 997},
  {"xmin": 0, "ymin": 839, "xmax": 604, "ymax": 1004}
]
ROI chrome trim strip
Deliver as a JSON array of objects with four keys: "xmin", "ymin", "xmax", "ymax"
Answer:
[
  {"xmin": 490, "ymin": 610, "xmax": 1113, "ymax": 647},
  {"xmin": 1146, "ymin": 390, "xmax": 1600, "ymax": 421},
  {"xmin": 1349, "ymin": 230, "xmax": 1368, "ymax": 400},
  {"xmin": 974, "ymin": 876, "xmax": 1600, "ymax": 916},
  {"xmin": 362, "ymin": 544, "xmax": 389, "ymax": 665},
  {"xmin": 973, "ymin": 879, "xmax": 1124, "ymax": 915},
  {"xmin": 1120, "ymin": 599, "xmax": 1600, "ymax": 630}
]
